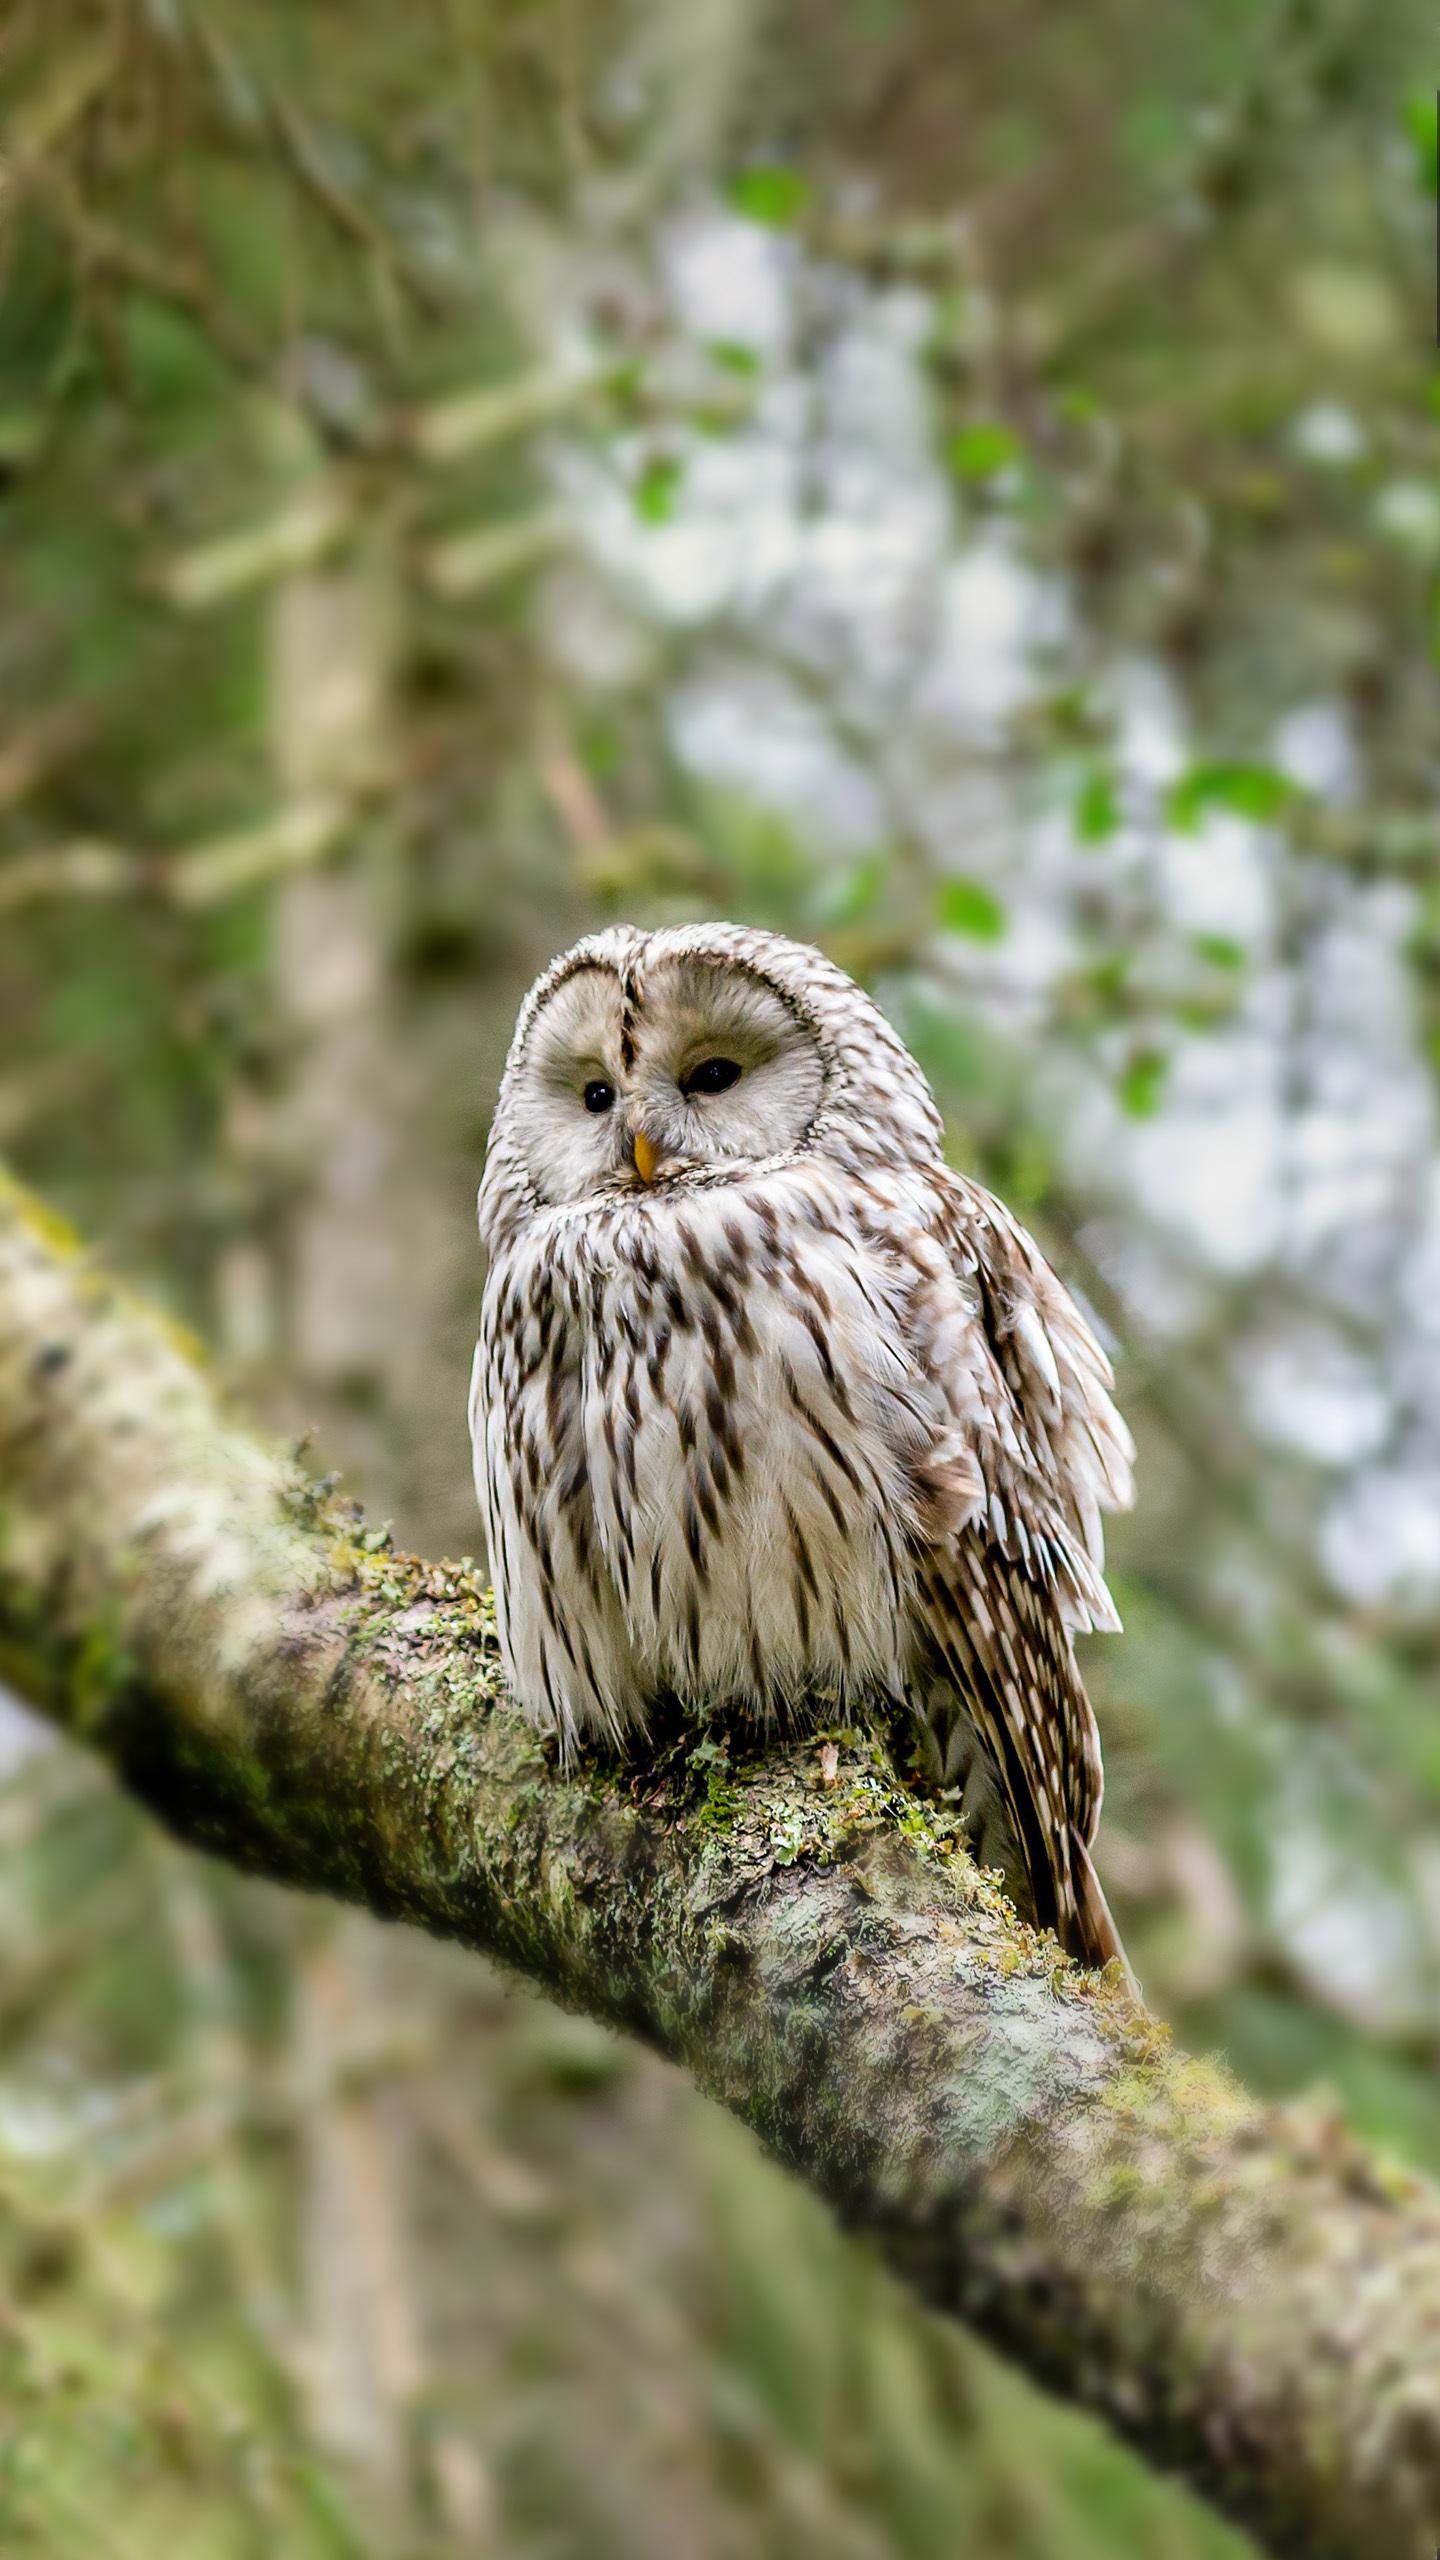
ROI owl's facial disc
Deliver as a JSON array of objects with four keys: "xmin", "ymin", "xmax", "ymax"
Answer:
[{"xmin": 512, "ymin": 953, "xmax": 826, "ymax": 1206}]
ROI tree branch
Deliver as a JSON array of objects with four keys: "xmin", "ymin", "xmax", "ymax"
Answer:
[{"xmin": 1, "ymin": 1168, "xmax": 1438, "ymax": 2560}]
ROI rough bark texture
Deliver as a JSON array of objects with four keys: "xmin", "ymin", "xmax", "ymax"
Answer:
[{"xmin": 2, "ymin": 1167, "xmax": 1439, "ymax": 2560}]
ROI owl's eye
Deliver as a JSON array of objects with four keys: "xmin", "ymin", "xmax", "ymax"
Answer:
[
  {"xmin": 682, "ymin": 1057, "xmax": 742, "ymax": 1098},
  {"xmin": 583, "ymin": 1080, "xmax": 616, "ymax": 1115}
]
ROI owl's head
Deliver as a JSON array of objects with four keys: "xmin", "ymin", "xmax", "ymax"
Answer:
[{"xmin": 479, "ymin": 924, "xmax": 944, "ymax": 1241}]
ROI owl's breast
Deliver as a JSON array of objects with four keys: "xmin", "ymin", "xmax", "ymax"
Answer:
[{"xmin": 575, "ymin": 1178, "xmax": 931, "ymax": 1711}]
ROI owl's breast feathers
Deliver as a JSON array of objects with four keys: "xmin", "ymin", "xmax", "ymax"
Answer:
[{"xmin": 474, "ymin": 1156, "xmax": 1134, "ymax": 1974}]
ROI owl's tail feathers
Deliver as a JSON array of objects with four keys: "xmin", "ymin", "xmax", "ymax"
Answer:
[
  {"xmin": 908, "ymin": 1670, "xmax": 1139, "ymax": 1995},
  {"xmin": 1067, "ymin": 1835, "xmax": 1139, "ymax": 1997}
]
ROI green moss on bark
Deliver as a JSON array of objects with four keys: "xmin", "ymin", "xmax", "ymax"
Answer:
[{"xmin": 6, "ymin": 1173, "xmax": 1440, "ymax": 2560}]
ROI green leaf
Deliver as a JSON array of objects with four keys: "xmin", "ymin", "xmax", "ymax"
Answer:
[
  {"xmin": 579, "ymin": 718, "xmax": 622, "ymax": 779},
  {"xmin": 944, "ymin": 421, "xmax": 1021, "ymax": 483},
  {"xmin": 1118, "ymin": 1049, "xmax": 1169, "ymax": 1118},
  {"xmin": 121, "ymin": 296, "xmax": 227, "ymax": 409},
  {"xmin": 937, "ymin": 877, "xmax": 1007, "ymax": 942},
  {"xmin": 603, "ymin": 356, "xmax": 649, "ymax": 414},
  {"xmin": 1191, "ymin": 931, "xmax": 1247, "ymax": 971},
  {"xmin": 812, "ymin": 853, "xmax": 889, "ymax": 927},
  {"xmin": 727, "ymin": 166, "xmax": 810, "ymax": 228},
  {"xmin": 1403, "ymin": 91, "xmax": 1438, "ymax": 196},
  {"xmin": 1165, "ymin": 760, "xmax": 1299, "ymax": 830},
  {"xmin": 633, "ymin": 453, "xmax": 685, "ymax": 525},
  {"xmin": 903, "ymin": 998, "xmax": 991, "ymax": 1100},
  {"xmin": 1074, "ymin": 765, "xmax": 1120, "ymax": 843},
  {"xmin": 0, "ymin": 412, "xmax": 47, "ymax": 471},
  {"xmin": 707, "ymin": 338, "xmax": 762, "ymax": 378},
  {"xmin": 1173, "ymin": 993, "xmax": 1238, "ymax": 1031},
  {"xmin": 1082, "ymin": 952, "xmax": 1132, "ymax": 1008}
]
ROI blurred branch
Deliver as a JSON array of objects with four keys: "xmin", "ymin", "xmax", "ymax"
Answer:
[
  {"xmin": 0, "ymin": 797, "xmax": 360, "ymax": 917},
  {"xmin": 2, "ymin": 33, "xmax": 117, "ymax": 165},
  {"xmin": 263, "ymin": 88, "xmax": 435, "ymax": 312},
  {"xmin": 153, "ymin": 473, "xmax": 573, "ymax": 619},
  {"xmin": 0, "ymin": 840, "xmax": 141, "ymax": 913},
  {"xmin": 414, "ymin": 503, "xmax": 571, "ymax": 598},
  {"xmin": 2, "ymin": 1174, "xmax": 1440, "ymax": 2560},
  {"xmin": 154, "ymin": 490, "xmax": 357, "ymax": 612},
  {"xmin": 32, "ymin": 165, "xmax": 263, "ymax": 374},
  {"xmin": 401, "ymin": 364, "xmax": 597, "ymax": 465},
  {"xmin": 170, "ymin": 797, "xmax": 359, "ymax": 910}
]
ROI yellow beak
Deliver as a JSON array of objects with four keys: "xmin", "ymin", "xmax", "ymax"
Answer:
[{"xmin": 632, "ymin": 1130, "xmax": 659, "ymax": 1185}]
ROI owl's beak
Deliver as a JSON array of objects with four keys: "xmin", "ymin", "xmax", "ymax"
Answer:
[{"xmin": 631, "ymin": 1130, "xmax": 660, "ymax": 1185}]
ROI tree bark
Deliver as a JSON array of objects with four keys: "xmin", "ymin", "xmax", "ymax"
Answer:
[{"xmin": 1, "ymin": 1167, "xmax": 1438, "ymax": 2560}]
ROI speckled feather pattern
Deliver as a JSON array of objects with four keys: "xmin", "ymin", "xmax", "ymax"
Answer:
[{"xmin": 470, "ymin": 924, "xmax": 1135, "ymax": 1969}]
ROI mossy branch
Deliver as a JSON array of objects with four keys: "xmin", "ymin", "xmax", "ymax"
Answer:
[{"xmin": 2, "ymin": 1169, "xmax": 1439, "ymax": 2560}]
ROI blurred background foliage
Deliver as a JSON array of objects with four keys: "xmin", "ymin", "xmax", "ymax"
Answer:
[{"xmin": 1, "ymin": 0, "xmax": 1438, "ymax": 2551}]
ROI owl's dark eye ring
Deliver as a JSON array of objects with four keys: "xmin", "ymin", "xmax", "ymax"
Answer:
[
  {"xmin": 583, "ymin": 1080, "xmax": 616, "ymax": 1115},
  {"xmin": 682, "ymin": 1057, "xmax": 742, "ymax": 1098}
]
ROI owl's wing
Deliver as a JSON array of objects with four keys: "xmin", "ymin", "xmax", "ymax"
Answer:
[
  {"xmin": 903, "ymin": 1171, "xmax": 1135, "ymax": 1973},
  {"xmin": 923, "ymin": 1173, "xmax": 1135, "ymax": 1602}
]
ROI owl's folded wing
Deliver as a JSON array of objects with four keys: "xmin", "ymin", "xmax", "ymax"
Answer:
[
  {"xmin": 914, "ymin": 1171, "xmax": 1134, "ymax": 1629},
  {"xmin": 899, "ymin": 1172, "xmax": 1135, "ymax": 1972}
]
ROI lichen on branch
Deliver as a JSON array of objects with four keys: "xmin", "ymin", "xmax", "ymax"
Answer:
[{"xmin": 2, "ymin": 1167, "xmax": 1439, "ymax": 2560}]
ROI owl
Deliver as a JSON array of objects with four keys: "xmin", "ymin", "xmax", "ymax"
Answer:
[{"xmin": 470, "ymin": 923, "xmax": 1136, "ymax": 1973}]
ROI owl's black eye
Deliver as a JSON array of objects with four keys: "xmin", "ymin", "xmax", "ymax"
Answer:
[
  {"xmin": 682, "ymin": 1057, "xmax": 742, "ymax": 1098},
  {"xmin": 583, "ymin": 1080, "xmax": 616, "ymax": 1115}
]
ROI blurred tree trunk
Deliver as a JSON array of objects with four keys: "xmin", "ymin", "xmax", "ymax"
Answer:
[{"xmin": 270, "ymin": 565, "xmax": 397, "ymax": 1408}]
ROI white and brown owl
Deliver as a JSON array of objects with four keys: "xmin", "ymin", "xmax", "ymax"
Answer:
[{"xmin": 470, "ymin": 923, "xmax": 1135, "ymax": 1973}]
